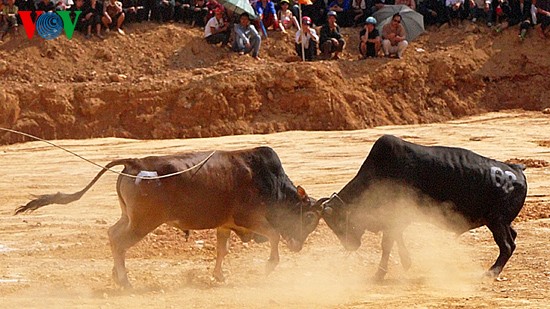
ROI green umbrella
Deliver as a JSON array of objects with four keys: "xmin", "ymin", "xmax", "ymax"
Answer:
[{"xmin": 219, "ymin": 0, "xmax": 258, "ymax": 20}]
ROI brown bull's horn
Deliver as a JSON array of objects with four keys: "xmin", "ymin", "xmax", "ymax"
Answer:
[{"xmin": 322, "ymin": 206, "xmax": 333, "ymax": 216}]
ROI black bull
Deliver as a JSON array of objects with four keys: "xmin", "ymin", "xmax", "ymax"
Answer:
[
  {"xmin": 318, "ymin": 135, "xmax": 527, "ymax": 280},
  {"xmin": 15, "ymin": 147, "xmax": 321, "ymax": 288}
]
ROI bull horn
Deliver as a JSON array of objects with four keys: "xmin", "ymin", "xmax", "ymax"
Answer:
[{"xmin": 323, "ymin": 206, "xmax": 333, "ymax": 216}]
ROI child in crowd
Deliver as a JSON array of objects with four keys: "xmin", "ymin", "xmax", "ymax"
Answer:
[{"xmin": 277, "ymin": 0, "xmax": 298, "ymax": 33}]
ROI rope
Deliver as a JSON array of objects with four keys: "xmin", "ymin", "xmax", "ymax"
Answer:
[{"xmin": 0, "ymin": 127, "xmax": 216, "ymax": 180}]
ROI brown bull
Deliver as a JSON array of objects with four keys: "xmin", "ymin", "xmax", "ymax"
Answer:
[{"xmin": 15, "ymin": 146, "xmax": 321, "ymax": 288}]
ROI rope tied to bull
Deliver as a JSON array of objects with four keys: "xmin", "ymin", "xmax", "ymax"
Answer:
[{"xmin": 0, "ymin": 127, "xmax": 216, "ymax": 180}]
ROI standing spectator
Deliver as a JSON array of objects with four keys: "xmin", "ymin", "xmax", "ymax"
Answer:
[
  {"xmin": 535, "ymin": 0, "xmax": 550, "ymax": 38},
  {"xmin": 103, "ymin": 0, "xmax": 126, "ymax": 34},
  {"xmin": 381, "ymin": 13, "xmax": 408, "ymax": 58},
  {"xmin": 359, "ymin": 16, "xmax": 381, "ymax": 58},
  {"xmin": 233, "ymin": 12, "xmax": 262, "ymax": 60},
  {"xmin": 1, "ymin": 0, "xmax": 18, "ymax": 41},
  {"xmin": 204, "ymin": 8, "xmax": 230, "ymax": 46},
  {"xmin": 302, "ymin": 0, "xmax": 327, "ymax": 26},
  {"xmin": 328, "ymin": 0, "xmax": 353, "ymax": 27},
  {"xmin": 295, "ymin": 16, "xmax": 319, "ymax": 61},
  {"xmin": 319, "ymin": 10, "xmax": 346, "ymax": 59},
  {"xmin": 255, "ymin": 0, "xmax": 281, "ymax": 35}
]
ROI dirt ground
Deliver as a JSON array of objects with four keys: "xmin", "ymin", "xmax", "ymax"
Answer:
[{"xmin": 0, "ymin": 111, "xmax": 549, "ymax": 308}]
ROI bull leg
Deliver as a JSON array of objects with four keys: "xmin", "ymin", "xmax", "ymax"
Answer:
[
  {"xmin": 247, "ymin": 223, "xmax": 280, "ymax": 276},
  {"xmin": 486, "ymin": 222, "xmax": 516, "ymax": 278},
  {"xmin": 395, "ymin": 232, "xmax": 411, "ymax": 271},
  {"xmin": 213, "ymin": 228, "xmax": 231, "ymax": 282},
  {"xmin": 108, "ymin": 214, "xmax": 162, "ymax": 289},
  {"xmin": 374, "ymin": 231, "xmax": 395, "ymax": 281}
]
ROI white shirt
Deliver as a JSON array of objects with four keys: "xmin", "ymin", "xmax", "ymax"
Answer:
[
  {"xmin": 204, "ymin": 16, "xmax": 224, "ymax": 38},
  {"xmin": 295, "ymin": 27, "xmax": 319, "ymax": 48}
]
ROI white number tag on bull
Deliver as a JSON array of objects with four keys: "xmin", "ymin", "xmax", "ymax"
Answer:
[{"xmin": 490, "ymin": 166, "xmax": 517, "ymax": 194}]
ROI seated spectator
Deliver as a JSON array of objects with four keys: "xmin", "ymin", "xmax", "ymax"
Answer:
[
  {"xmin": 381, "ymin": 12, "xmax": 408, "ymax": 58},
  {"xmin": 278, "ymin": 0, "xmax": 298, "ymax": 32},
  {"xmin": 395, "ymin": 0, "xmax": 415, "ymax": 10},
  {"xmin": 174, "ymin": 0, "xmax": 192, "ymax": 24},
  {"xmin": 372, "ymin": 0, "xmax": 395, "ymax": 13},
  {"xmin": 535, "ymin": 0, "xmax": 550, "ymax": 38},
  {"xmin": 359, "ymin": 16, "xmax": 381, "ymax": 58},
  {"xmin": 205, "ymin": 0, "xmax": 223, "ymax": 23},
  {"xmin": 446, "ymin": 0, "xmax": 468, "ymax": 26},
  {"xmin": 302, "ymin": 0, "xmax": 327, "ymax": 26},
  {"xmin": 233, "ymin": 12, "xmax": 262, "ymax": 60},
  {"xmin": 328, "ymin": 0, "xmax": 353, "ymax": 27},
  {"xmin": 191, "ymin": 0, "xmax": 208, "ymax": 27},
  {"xmin": 492, "ymin": 0, "xmax": 512, "ymax": 31},
  {"xmin": 494, "ymin": 0, "xmax": 532, "ymax": 37},
  {"xmin": 55, "ymin": 0, "xmax": 73, "ymax": 11},
  {"xmin": 155, "ymin": 0, "xmax": 175, "ymax": 22},
  {"xmin": 83, "ymin": 0, "xmax": 105, "ymax": 38},
  {"xmin": 37, "ymin": 0, "xmax": 56, "ymax": 12},
  {"xmin": 295, "ymin": 16, "xmax": 319, "ymax": 61},
  {"xmin": 204, "ymin": 8, "xmax": 230, "ymax": 46},
  {"xmin": 15, "ymin": 0, "xmax": 35, "ymax": 11},
  {"xmin": 103, "ymin": 0, "xmax": 126, "ymax": 35},
  {"xmin": 351, "ymin": 0, "xmax": 369, "ymax": 27},
  {"xmin": 255, "ymin": 0, "xmax": 281, "ymax": 37},
  {"xmin": 1, "ymin": 0, "xmax": 18, "ymax": 41},
  {"xmin": 419, "ymin": 0, "xmax": 448, "ymax": 26},
  {"xmin": 70, "ymin": 0, "xmax": 90, "ymax": 34},
  {"xmin": 319, "ymin": 10, "xmax": 346, "ymax": 59},
  {"xmin": 121, "ymin": 0, "xmax": 142, "ymax": 23}
]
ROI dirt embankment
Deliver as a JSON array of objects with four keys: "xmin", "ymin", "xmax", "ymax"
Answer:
[{"xmin": 1, "ymin": 23, "xmax": 549, "ymax": 144}]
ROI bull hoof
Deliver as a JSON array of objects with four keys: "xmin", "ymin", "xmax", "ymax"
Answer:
[
  {"xmin": 401, "ymin": 256, "xmax": 412, "ymax": 271},
  {"xmin": 213, "ymin": 271, "xmax": 225, "ymax": 282},
  {"xmin": 484, "ymin": 268, "xmax": 501, "ymax": 279},
  {"xmin": 265, "ymin": 260, "xmax": 278, "ymax": 276},
  {"xmin": 112, "ymin": 267, "xmax": 132, "ymax": 289},
  {"xmin": 373, "ymin": 268, "xmax": 387, "ymax": 283}
]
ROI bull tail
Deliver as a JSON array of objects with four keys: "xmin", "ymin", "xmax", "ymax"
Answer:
[{"xmin": 14, "ymin": 159, "xmax": 132, "ymax": 215}]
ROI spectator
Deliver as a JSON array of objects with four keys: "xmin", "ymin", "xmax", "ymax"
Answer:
[
  {"xmin": 351, "ymin": 0, "xmax": 369, "ymax": 27},
  {"xmin": 37, "ymin": 0, "xmax": 56, "ymax": 11},
  {"xmin": 233, "ymin": 12, "xmax": 262, "ymax": 60},
  {"xmin": 278, "ymin": 0, "xmax": 298, "ymax": 32},
  {"xmin": 494, "ymin": 0, "xmax": 532, "ymax": 37},
  {"xmin": 70, "ymin": 0, "xmax": 90, "ymax": 34},
  {"xmin": 446, "ymin": 0, "xmax": 467, "ymax": 26},
  {"xmin": 381, "ymin": 12, "xmax": 408, "ymax": 58},
  {"xmin": 319, "ymin": 10, "xmax": 345, "ymax": 59},
  {"xmin": 156, "ymin": 0, "xmax": 175, "ymax": 22},
  {"xmin": 103, "ymin": 0, "xmax": 126, "ymax": 34},
  {"xmin": 373, "ymin": 0, "xmax": 395, "ymax": 13},
  {"xmin": 295, "ymin": 16, "xmax": 319, "ymax": 61},
  {"xmin": 121, "ymin": 0, "xmax": 142, "ymax": 23},
  {"xmin": 419, "ymin": 0, "xmax": 448, "ymax": 26},
  {"xmin": 174, "ymin": 0, "xmax": 192, "ymax": 23},
  {"xmin": 255, "ymin": 0, "xmax": 281, "ymax": 36},
  {"xmin": 1, "ymin": 0, "xmax": 18, "ymax": 41},
  {"xmin": 470, "ymin": 0, "xmax": 493, "ymax": 26},
  {"xmin": 535, "ymin": 0, "xmax": 550, "ymax": 38},
  {"xmin": 191, "ymin": 0, "xmax": 208, "ymax": 27},
  {"xmin": 359, "ymin": 16, "xmax": 381, "ymax": 58},
  {"xmin": 492, "ymin": 0, "xmax": 512, "ymax": 31},
  {"xmin": 302, "ymin": 0, "xmax": 327, "ymax": 26},
  {"xmin": 205, "ymin": 0, "xmax": 223, "ymax": 23},
  {"xmin": 15, "ymin": 0, "xmax": 35, "ymax": 11},
  {"xmin": 204, "ymin": 8, "xmax": 230, "ymax": 46},
  {"xmin": 83, "ymin": 0, "xmax": 104, "ymax": 38},
  {"xmin": 328, "ymin": 0, "xmax": 353, "ymax": 27},
  {"xmin": 395, "ymin": 0, "xmax": 415, "ymax": 10}
]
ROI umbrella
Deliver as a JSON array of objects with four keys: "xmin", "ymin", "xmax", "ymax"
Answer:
[
  {"xmin": 218, "ymin": 0, "xmax": 258, "ymax": 20},
  {"xmin": 373, "ymin": 5, "xmax": 424, "ymax": 42}
]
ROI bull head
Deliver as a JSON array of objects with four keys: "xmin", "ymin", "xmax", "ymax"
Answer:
[{"xmin": 318, "ymin": 193, "xmax": 363, "ymax": 251}]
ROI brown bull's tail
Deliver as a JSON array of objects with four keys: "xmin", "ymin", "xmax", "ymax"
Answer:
[{"xmin": 14, "ymin": 159, "xmax": 132, "ymax": 215}]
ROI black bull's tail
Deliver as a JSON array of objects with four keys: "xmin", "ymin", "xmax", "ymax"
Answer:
[{"xmin": 14, "ymin": 159, "xmax": 131, "ymax": 215}]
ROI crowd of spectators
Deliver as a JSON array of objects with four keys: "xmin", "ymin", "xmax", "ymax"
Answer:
[{"xmin": 1, "ymin": 0, "xmax": 549, "ymax": 60}]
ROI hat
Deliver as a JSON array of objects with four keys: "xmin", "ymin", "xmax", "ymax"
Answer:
[
  {"xmin": 214, "ymin": 8, "xmax": 223, "ymax": 14},
  {"xmin": 280, "ymin": 0, "xmax": 290, "ymax": 4},
  {"xmin": 327, "ymin": 10, "xmax": 337, "ymax": 17},
  {"xmin": 302, "ymin": 16, "xmax": 312, "ymax": 25},
  {"xmin": 365, "ymin": 16, "xmax": 377, "ymax": 25}
]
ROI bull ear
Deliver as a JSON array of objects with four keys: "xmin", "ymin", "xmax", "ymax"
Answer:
[{"xmin": 297, "ymin": 185, "xmax": 308, "ymax": 201}]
